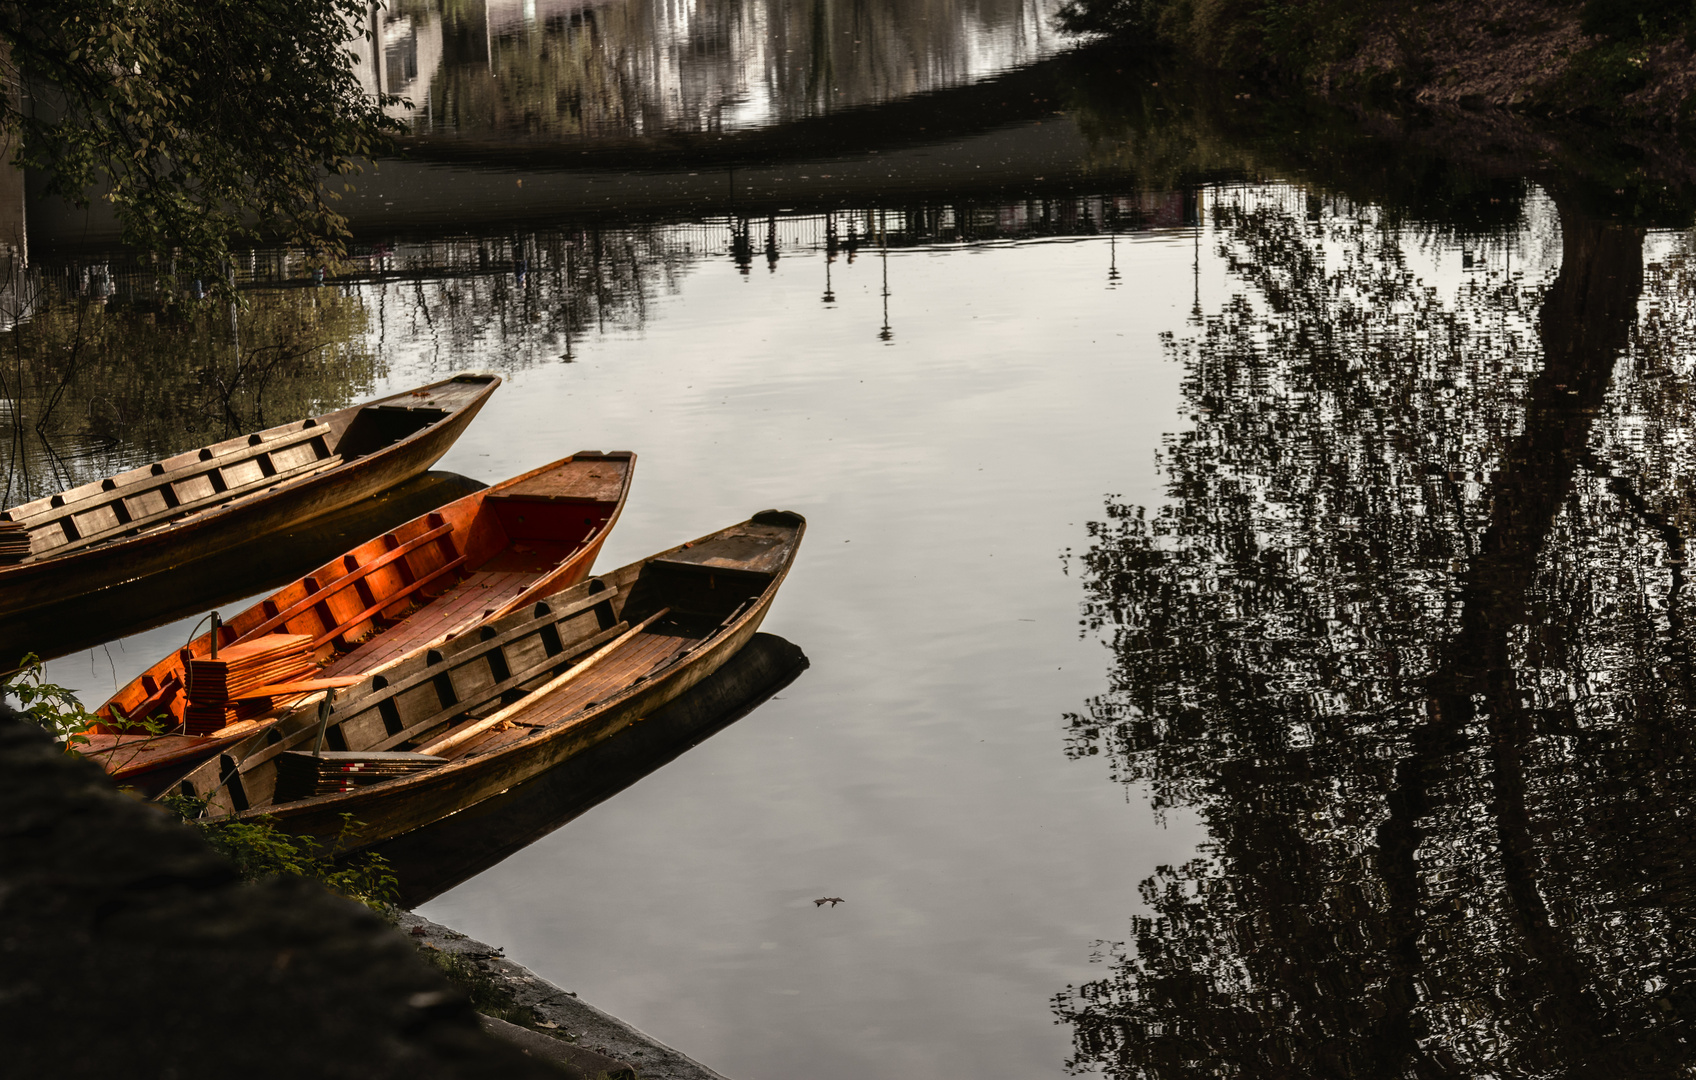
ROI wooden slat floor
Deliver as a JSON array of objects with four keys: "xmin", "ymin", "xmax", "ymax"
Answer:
[
  {"xmin": 322, "ymin": 569, "xmax": 541, "ymax": 676},
  {"xmin": 442, "ymin": 624, "xmax": 706, "ymax": 761}
]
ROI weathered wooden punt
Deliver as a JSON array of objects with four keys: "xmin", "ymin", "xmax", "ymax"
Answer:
[
  {"xmin": 0, "ymin": 373, "xmax": 500, "ymax": 624},
  {"xmin": 82, "ymin": 452, "xmax": 636, "ymax": 788},
  {"xmin": 169, "ymin": 510, "xmax": 805, "ymax": 844}
]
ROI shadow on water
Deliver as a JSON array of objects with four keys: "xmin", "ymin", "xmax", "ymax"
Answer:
[
  {"xmin": 368, "ymin": 632, "xmax": 809, "ymax": 908},
  {"xmin": 1, "ymin": 471, "xmax": 484, "ymax": 667}
]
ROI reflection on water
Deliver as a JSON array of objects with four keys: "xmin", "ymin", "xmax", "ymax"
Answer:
[
  {"xmin": 23, "ymin": 29, "xmax": 1696, "ymax": 1076},
  {"xmin": 6, "ymin": 190, "xmax": 1192, "ymax": 500},
  {"xmin": 354, "ymin": 0, "xmax": 1064, "ymax": 141},
  {"xmin": 0, "ymin": 265, "xmax": 377, "ymax": 507},
  {"xmin": 1056, "ymin": 178, "xmax": 1696, "ymax": 1073},
  {"xmin": 27, "ymin": 165, "xmax": 1208, "ymax": 1077}
]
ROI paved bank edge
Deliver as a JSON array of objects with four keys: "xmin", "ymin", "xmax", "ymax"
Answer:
[{"xmin": 399, "ymin": 911, "xmax": 733, "ymax": 1080}]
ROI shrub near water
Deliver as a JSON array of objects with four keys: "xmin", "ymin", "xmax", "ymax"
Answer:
[
  {"xmin": 1, "ymin": 659, "xmax": 398, "ymax": 912},
  {"xmin": 162, "ymin": 796, "xmax": 400, "ymax": 913}
]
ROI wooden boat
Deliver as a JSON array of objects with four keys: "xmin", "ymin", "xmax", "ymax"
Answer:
[
  {"xmin": 0, "ymin": 373, "xmax": 501, "ymax": 625},
  {"xmin": 168, "ymin": 510, "xmax": 805, "ymax": 845},
  {"xmin": 81, "ymin": 452, "xmax": 636, "ymax": 788}
]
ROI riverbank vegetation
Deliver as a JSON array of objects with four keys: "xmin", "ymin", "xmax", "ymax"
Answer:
[
  {"xmin": 0, "ymin": 2, "xmax": 401, "ymax": 279},
  {"xmin": 1058, "ymin": 0, "xmax": 1696, "ymax": 125},
  {"xmin": 2, "ymin": 657, "xmax": 399, "ymax": 910}
]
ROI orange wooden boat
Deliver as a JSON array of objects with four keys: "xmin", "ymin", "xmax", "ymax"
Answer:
[{"xmin": 80, "ymin": 451, "xmax": 635, "ymax": 790}]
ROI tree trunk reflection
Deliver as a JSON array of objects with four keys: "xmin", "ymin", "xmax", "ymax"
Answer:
[{"xmin": 1056, "ymin": 186, "xmax": 1696, "ymax": 1076}]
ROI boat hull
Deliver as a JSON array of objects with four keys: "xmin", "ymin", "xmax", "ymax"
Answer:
[{"xmin": 373, "ymin": 631, "xmax": 809, "ymax": 905}]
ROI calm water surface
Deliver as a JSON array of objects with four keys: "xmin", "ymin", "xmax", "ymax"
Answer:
[{"xmin": 17, "ymin": 9, "xmax": 1696, "ymax": 1078}]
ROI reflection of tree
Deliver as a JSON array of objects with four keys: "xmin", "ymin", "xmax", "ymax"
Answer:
[
  {"xmin": 1, "ymin": 281, "xmax": 377, "ymax": 506},
  {"xmin": 355, "ymin": 226, "xmax": 692, "ymax": 375},
  {"xmin": 1053, "ymin": 185, "xmax": 1696, "ymax": 1075}
]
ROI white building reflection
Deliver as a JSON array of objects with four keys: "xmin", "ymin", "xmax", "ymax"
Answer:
[
  {"xmin": 349, "ymin": 0, "xmax": 1065, "ymax": 139},
  {"xmin": 348, "ymin": 2, "xmax": 445, "ymax": 121}
]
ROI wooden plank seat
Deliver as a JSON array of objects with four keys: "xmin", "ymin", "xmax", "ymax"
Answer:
[
  {"xmin": 225, "ymin": 676, "xmax": 368, "ymax": 701},
  {"xmin": 179, "ymin": 587, "xmax": 623, "ymax": 793},
  {"xmin": 45, "ymin": 450, "xmax": 344, "ymax": 556},
  {"xmin": 328, "ymin": 585, "xmax": 620, "ymax": 718},
  {"xmin": 364, "ymin": 620, "xmax": 632, "ymax": 754}
]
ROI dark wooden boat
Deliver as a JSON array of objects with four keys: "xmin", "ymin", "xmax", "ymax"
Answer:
[
  {"xmin": 168, "ymin": 510, "xmax": 805, "ymax": 845},
  {"xmin": 0, "ymin": 373, "xmax": 500, "ymax": 625},
  {"xmin": 82, "ymin": 452, "xmax": 636, "ymax": 788}
]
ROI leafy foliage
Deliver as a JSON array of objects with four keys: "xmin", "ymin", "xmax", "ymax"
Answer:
[
  {"xmin": 163, "ymin": 795, "xmax": 399, "ymax": 912},
  {"xmin": 0, "ymin": 1, "xmax": 403, "ymax": 279},
  {"xmin": 0, "ymin": 652, "xmax": 108, "ymax": 747},
  {"xmin": 1, "ymin": 651, "xmax": 172, "ymax": 747}
]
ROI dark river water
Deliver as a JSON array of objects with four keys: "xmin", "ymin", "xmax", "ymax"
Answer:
[{"xmin": 14, "ymin": 1, "xmax": 1696, "ymax": 1076}]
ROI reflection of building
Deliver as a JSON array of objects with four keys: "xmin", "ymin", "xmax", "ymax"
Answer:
[
  {"xmin": 484, "ymin": 0, "xmax": 610, "ymax": 35},
  {"xmin": 406, "ymin": 0, "xmax": 1065, "ymax": 140},
  {"xmin": 349, "ymin": 4, "xmax": 445, "ymax": 121}
]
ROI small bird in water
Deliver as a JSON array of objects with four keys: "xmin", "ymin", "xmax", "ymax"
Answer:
[{"xmin": 814, "ymin": 897, "xmax": 845, "ymax": 907}]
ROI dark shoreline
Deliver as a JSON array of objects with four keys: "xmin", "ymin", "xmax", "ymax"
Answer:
[
  {"xmin": 400, "ymin": 911, "xmax": 731, "ymax": 1080},
  {"xmin": 0, "ymin": 633, "xmax": 806, "ymax": 1075}
]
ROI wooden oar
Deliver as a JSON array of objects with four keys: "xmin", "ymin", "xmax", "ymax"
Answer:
[{"xmin": 419, "ymin": 607, "xmax": 671, "ymax": 757}]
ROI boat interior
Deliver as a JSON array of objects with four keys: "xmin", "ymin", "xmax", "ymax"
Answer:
[
  {"xmin": 171, "ymin": 511, "xmax": 803, "ymax": 816},
  {"xmin": 84, "ymin": 452, "xmax": 634, "ymax": 776}
]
